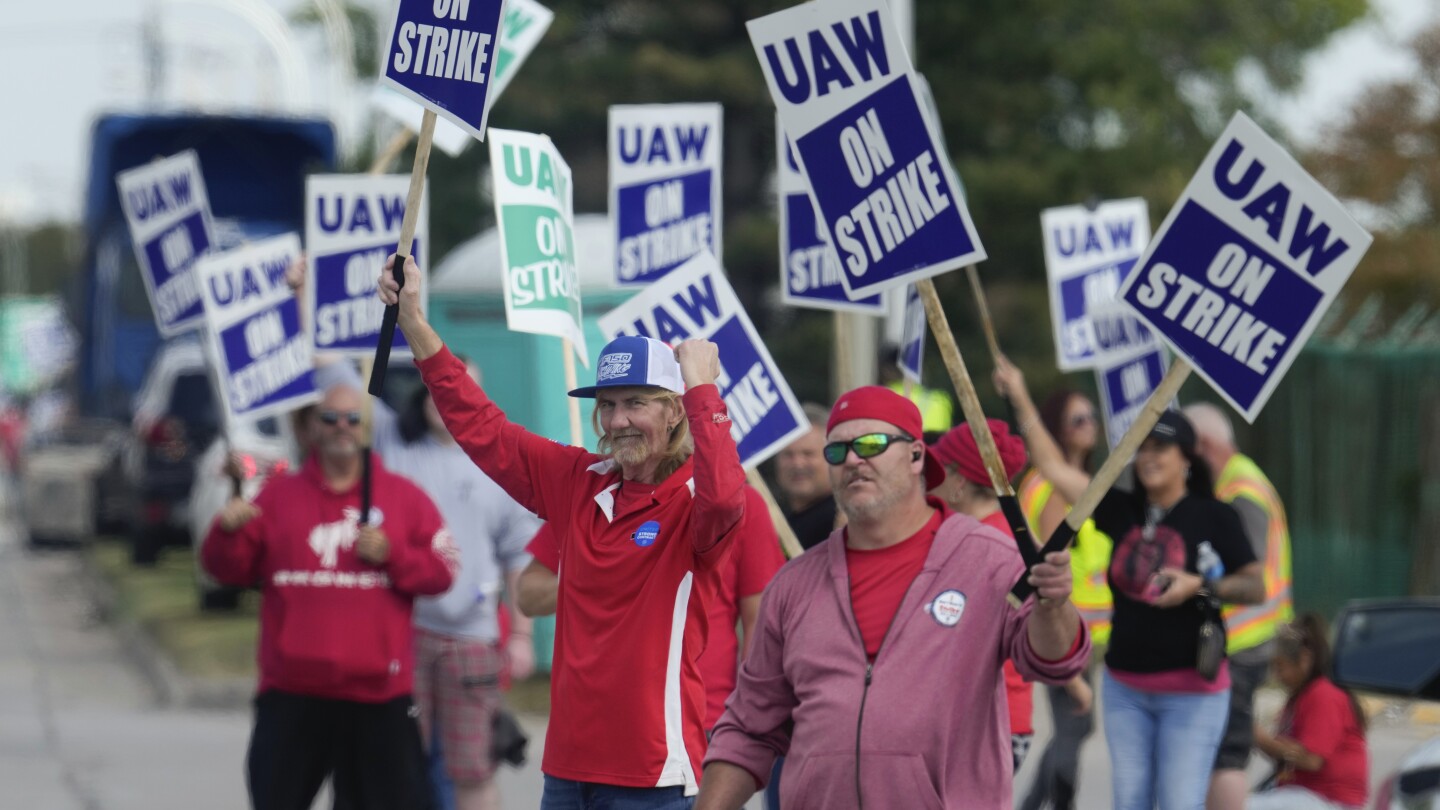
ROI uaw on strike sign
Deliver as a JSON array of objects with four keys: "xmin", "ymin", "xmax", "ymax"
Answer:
[
  {"xmin": 382, "ymin": 0, "xmax": 506, "ymax": 141},
  {"xmin": 490, "ymin": 129, "xmax": 587, "ymax": 363},
  {"xmin": 1117, "ymin": 112, "xmax": 1373, "ymax": 422},
  {"xmin": 1041, "ymin": 198, "xmax": 1152, "ymax": 370},
  {"xmin": 116, "ymin": 151, "xmax": 216, "ymax": 336},
  {"xmin": 609, "ymin": 104, "xmax": 723, "ymax": 286},
  {"xmin": 306, "ymin": 175, "xmax": 428, "ymax": 357},
  {"xmin": 197, "ymin": 234, "xmax": 317, "ymax": 422},
  {"xmin": 778, "ymin": 120, "xmax": 883, "ymax": 313},
  {"xmin": 749, "ymin": 0, "xmax": 985, "ymax": 299},
  {"xmin": 600, "ymin": 252, "xmax": 808, "ymax": 468}
]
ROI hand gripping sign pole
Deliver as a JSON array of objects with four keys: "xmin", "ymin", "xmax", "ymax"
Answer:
[
  {"xmin": 367, "ymin": 109, "xmax": 436, "ymax": 396},
  {"xmin": 914, "ymin": 279, "xmax": 1043, "ymax": 585},
  {"xmin": 1008, "ymin": 360, "xmax": 1193, "ymax": 603}
]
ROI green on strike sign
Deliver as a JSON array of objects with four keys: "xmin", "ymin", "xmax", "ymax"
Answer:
[{"xmin": 489, "ymin": 128, "xmax": 587, "ymax": 364}]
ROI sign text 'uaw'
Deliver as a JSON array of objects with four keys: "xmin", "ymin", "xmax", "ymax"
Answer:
[
  {"xmin": 491, "ymin": 129, "xmax": 587, "ymax": 364},
  {"xmin": 197, "ymin": 233, "xmax": 318, "ymax": 422},
  {"xmin": 1117, "ymin": 112, "xmax": 1373, "ymax": 422},
  {"xmin": 777, "ymin": 121, "xmax": 883, "ymax": 313},
  {"xmin": 1041, "ymin": 198, "xmax": 1152, "ymax": 370},
  {"xmin": 748, "ymin": 0, "xmax": 986, "ymax": 299},
  {"xmin": 598, "ymin": 252, "xmax": 808, "ymax": 469},
  {"xmin": 305, "ymin": 175, "xmax": 429, "ymax": 358},
  {"xmin": 115, "ymin": 150, "xmax": 217, "ymax": 336},
  {"xmin": 381, "ymin": 0, "xmax": 507, "ymax": 142},
  {"xmin": 609, "ymin": 103, "xmax": 723, "ymax": 286}
]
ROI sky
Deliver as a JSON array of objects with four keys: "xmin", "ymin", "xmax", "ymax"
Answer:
[{"xmin": 0, "ymin": 0, "xmax": 1433, "ymax": 227}]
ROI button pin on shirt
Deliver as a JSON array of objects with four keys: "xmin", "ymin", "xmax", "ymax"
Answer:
[{"xmin": 633, "ymin": 520, "xmax": 661, "ymax": 547}]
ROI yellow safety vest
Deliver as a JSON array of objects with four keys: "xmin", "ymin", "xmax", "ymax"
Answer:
[
  {"xmin": 1018, "ymin": 469, "xmax": 1113, "ymax": 645},
  {"xmin": 885, "ymin": 381, "xmax": 953, "ymax": 432},
  {"xmin": 1216, "ymin": 454, "xmax": 1294, "ymax": 654}
]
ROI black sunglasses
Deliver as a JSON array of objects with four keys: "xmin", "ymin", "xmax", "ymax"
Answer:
[
  {"xmin": 822, "ymin": 433, "xmax": 915, "ymax": 465},
  {"xmin": 318, "ymin": 410, "xmax": 363, "ymax": 427}
]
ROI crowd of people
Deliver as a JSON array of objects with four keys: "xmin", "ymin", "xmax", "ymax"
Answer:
[{"xmin": 195, "ymin": 252, "xmax": 1369, "ymax": 810}]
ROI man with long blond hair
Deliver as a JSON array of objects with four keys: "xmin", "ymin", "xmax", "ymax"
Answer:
[{"xmin": 380, "ymin": 255, "xmax": 747, "ymax": 810}]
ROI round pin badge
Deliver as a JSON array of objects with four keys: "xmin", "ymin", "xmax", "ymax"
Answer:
[
  {"xmin": 928, "ymin": 589, "xmax": 967, "ymax": 627},
  {"xmin": 633, "ymin": 520, "xmax": 661, "ymax": 547}
]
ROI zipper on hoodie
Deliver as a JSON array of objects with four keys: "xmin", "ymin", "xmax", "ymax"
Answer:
[{"xmin": 849, "ymin": 574, "xmax": 919, "ymax": 810}]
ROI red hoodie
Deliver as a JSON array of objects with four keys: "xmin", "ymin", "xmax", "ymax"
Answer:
[{"xmin": 202, "ymin": 454, "xmax": 457, "ymax": 703}]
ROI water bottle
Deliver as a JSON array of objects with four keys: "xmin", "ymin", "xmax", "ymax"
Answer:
[{"xmin": 1197, "ymin": 541, "xmax": 1224, "ymax": 581}]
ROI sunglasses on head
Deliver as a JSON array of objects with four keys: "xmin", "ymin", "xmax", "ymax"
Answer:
[
  {"xmin": 822, "ymin": 433, "xmax": 915, "ymax": 465},
  {"xmin": 318, "ymin": 410, "xmax": 363, "ymax": 427}
]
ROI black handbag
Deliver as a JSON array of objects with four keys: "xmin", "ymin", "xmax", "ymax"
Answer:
[
  {"xmin": 491, "ymin": 708, "xmax": 529, "ymax": 767},
  {"xmin": 1194, "ymin": 592, "xmax": 1227, "ymax": 681}
]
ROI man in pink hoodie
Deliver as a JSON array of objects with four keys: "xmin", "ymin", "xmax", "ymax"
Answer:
[{"xmin": 698, "ymin": 387, "xmax": 1089, "ymax": 810}]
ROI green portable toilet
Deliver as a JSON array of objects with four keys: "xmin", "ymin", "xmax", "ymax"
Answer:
[{"xmin": 428, "ymin": 213, "xmax": 632, "ymax": 672}]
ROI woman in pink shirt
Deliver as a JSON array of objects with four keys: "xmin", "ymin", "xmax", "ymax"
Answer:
[{"xmin": 1250, "ymin": 614, "xmax": 1368, "ymax": 810}]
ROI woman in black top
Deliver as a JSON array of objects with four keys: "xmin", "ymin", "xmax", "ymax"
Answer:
[{"xmin": 996, "ymin": 358, "xmax": 1263, "ymax": 810}]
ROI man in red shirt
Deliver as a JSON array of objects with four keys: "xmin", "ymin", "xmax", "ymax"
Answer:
[
  {"xmin": 698, "ymin": 387, "xmax": 1087, "ymax": 810},
  {"xmin": 203, "ymin": 381, "xmax": 459, "ymax": 810},
  {"xmin": 928, "ymin": 419, "xmax": 1036, "ymax": 771},
  {"xmin": 379, "ymin": 255, "xmax": 747, "ymax": 808}
]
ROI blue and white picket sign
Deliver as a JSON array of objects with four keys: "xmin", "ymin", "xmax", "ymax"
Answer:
[
  {"xmin": 305, "ymin": 175, "xmax": 429, "ymax": 358},
  {"xmin": 196, "ymin": 234, "xmax": 318, "ymax": 423},
  {"xmin": 1096, "ymin": 345, "xmax": 1170, "ymax": 452},
  {"xmin": 777, "ymin": 120, "xmax": 884, "ymax": 313},
  {"xmin": 115, "ymin": 150, "xmax": 216, "ymax": 337},
  {"xmin": 380, "ymin": 0, "xmax": 507, "ymax": 142},
  {"xmin": 1041, "ymin": 198, "xmax": 1152, "ymax": 370},
  {"xmin": 609, "ymin": 103, "xmax": 723, "ymax": 286},
  {"xmin": 897, "ymin": 284, "xmax": 925, "ymax": 382},
  {"xmin": 1116, "ymin": 112, "xmax": 1374, "ymax": 422},
  {"xmin": 598, "ymin": 251, "xmax": 809, "ymax": 469},
  {"xmin": 748, "ymin": 0, "xmax": 986, "ymax": 300}
]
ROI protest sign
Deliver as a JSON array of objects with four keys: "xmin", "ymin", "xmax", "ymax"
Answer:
[
  {"xmin": 115, "ymin": 150, "xmax": 216, "ymax": 336},
  {"xmin": 1096, "ymin": 345, "xmax": 1170, "ymax": 452},
  {"xmin": 748, "ymin": 0, "xmax": 985, "ymax": 299},
  {"xmin": 1040, "ymin": 198, "xmax": 1152, "ymax": 370},
  {"xmin": 1117, "ymin": 111, "xmax": 1374, "ymax": 422},
  {"xmin": 196, "ymin": 234, "xmax": 318, "ymax": 422},
  {"xmin": 305, "ymin": 175, "xmax": 429, "ymax": 358},
  {"xmin": 897, "ymin": 284, "xmax": 924, "ymax": 382},
  {"xmin": 778, "ymin": 123, "xmax": 883, "ymax": 313},
  {"xmin": 609, "ymin": 103, "xmax": 723, "ymax": 286},
  {"xmin": 490, "ymin": 129, "xmax": 586, "ymax": 363},
  {"xmin": 380, "ymin": 0, "xmax": 507, "ymax": 142},
  {"xmin": 492, "ymin": 0, "xmax": 553, "ymax": 100},
  {"xmin": 599, "ymin": 252, "xmax": 808, "ymax": 468}
]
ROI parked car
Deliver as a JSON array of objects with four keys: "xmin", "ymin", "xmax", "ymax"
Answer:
[
  {"xmin": 1330, "ymin": 598, "xmax": 1440, "ymax": 809},
  {"xmin": 188, "ymin": 412, "xmax": 298, "ymax": 610},
  {"xmin": 122, "ymin": 340, "xmax": 221, "ymax": 564}
]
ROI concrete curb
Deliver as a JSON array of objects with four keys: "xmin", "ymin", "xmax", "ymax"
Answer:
[{"xmin": 78, "ymin": 550, "xmax": 253, "ymax": 712}]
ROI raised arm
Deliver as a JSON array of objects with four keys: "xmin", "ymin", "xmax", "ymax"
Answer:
[
  {"xmin": 993, "ymin": 355, "xmax": 1091, "ymax": 506},
  {"xmin": 675, "ymin": 339, "xmax": 747, "ymax": 566},
  {"xmin": 380, "ymin": 254, "xmax": 588, "ymax": 518}
]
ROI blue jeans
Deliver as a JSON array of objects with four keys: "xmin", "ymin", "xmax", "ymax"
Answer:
[
  {"xmin": 1103, "ymin": 669, "xmax": 1230, "ymax": 810},
  {"xmin": 541, "ymin": 775, "xmax": 694, "ymax": 810},
  {"xmin": 763, "ymin": 758, "xmax": 783, "ymax": 810},
  {"xmin": 428, "ymin": 726, "xmax": 456, "ymax": 810}
]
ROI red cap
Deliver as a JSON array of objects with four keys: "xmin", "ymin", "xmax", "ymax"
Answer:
[
  {"xmin": 827, "ymin": 386, "xmax": 945, "ymax": 490},
  {"xmin": 929, "ymin": 419, "xmax": 1028, "ymax": 489}
]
